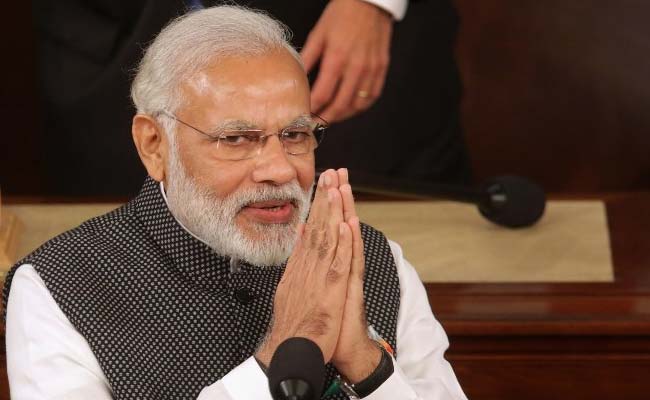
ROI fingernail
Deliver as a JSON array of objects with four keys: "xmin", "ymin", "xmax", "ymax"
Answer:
[{"xmin": 324, "ymin": 174, "xmax": 331, "ymax": 187}]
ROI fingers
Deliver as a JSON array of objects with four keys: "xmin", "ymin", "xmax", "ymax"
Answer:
[
  {"xmin": 296, "ymin": 222, "xmax": 306, "ymax": 237},
  {"xmin": 284, "ymin": 222, "xmax": 306, "ymax": 273},
  {"xmin": 301, "ymin": 23, "xmax": 325, "ymax": 74},
  {"xmin": 352, "ymin": 78, "xmax": 376, "ymax": 112},
  {"xmin": 353, "ymin": 55, "xmax": 386, "ymax": 112},
  {"xmin": 327, "ymin": 222, "xmax": 353, "ymax": 288},
  {"xmin": 307, "ymin": 169, "xmax": 336, "ymax": 226},
  {"xmin": 310, "ymin": 49, "xmax": 344, "ymax": 113},
  {"xmin": 351, "ymin": 37, "xmax": 390, "ymax": 112},
  {"xmin": 319, "ymin": 59, "xmax": 366, "ymax": 122},
  {"xmin": 368, "ymin": 47, "xmax": 390, "ymax": 108},
  {"xmin": 321, "ymin": 188, "xmax": 344, "ymax": 259},
  {"xmin": 316, "ymin": 48, "xmax": 390, "ymax": 122},
  {"xmin": 302, "ymin": 172, "xmax": 341, "ymax": 270},
  {"xmin": 305, "ymin": 172, "xmax": 327, "ymax": 226},
  {"xmin": 305, "ymin": 172, "xmax": 344, "ymax": 266},
  {"xmin": 304, "ymin": 0, "xmax": 394, "ymax": 121},
  {"xmin": 348, "ymin": 216, "xmax": 366, "ymax": 282},
  {"xmin": 337, "ymin": 168, "xmax": 349, "ymax": 186},
  {"xmin": 319, "ymin": 221, "xmax": 353, "ymax": 361},
  {"xmin": 327, "ymin": 168, "xmax": 340, "ymax": 188},
  {"xmin": 319, "ymin": 168, "xmax": 344, "ymax": 188},
  {"xmin": 304, "ymin": 169, "xmax": 342, "ymax": 243},
  {"xmin": 309, "ymin": 168, "xmax": 354, "ymax": 232},
  {"xmin": 340, "ymin": 183, "xmax": 357, "ymax": 222},
  {"xmin": 301, "ymin": 169, "xmax": 356, "ymax": 282},
  {"xmin": 335, "ymin": 167, "xmax": 357, "ymax": 223}
]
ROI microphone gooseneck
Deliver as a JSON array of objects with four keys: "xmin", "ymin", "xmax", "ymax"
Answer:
[
  {"xmin": 322, "ymin": 169, "xmax": 546, "ymax": 228},
  {"xmin": 268, "ymin": 337, "xmax": 325, "ymax": 400}
]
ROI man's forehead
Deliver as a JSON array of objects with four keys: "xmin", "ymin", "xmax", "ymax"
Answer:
[
  {"xmin": 185, "ymin": 70, "xmax": 305, "ymax": 98},
  {"xmin": 184, "ymin": 51, "xmax": 307, "ymax": 94},
  {"xmin": 177, "ymin": 51, "xmax": 311, "ymax": 128}
]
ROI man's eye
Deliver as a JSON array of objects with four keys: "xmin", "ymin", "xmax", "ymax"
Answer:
[
  {"xmin": 282, "ymin": 130, "xmax": 309, "ymax": 143},
  {"xmin": 218, "ymin": 134, "xmax": 255, "ymax": 146}
]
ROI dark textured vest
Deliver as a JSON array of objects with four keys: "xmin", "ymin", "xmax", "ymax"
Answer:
[{"xmin": 3, "ymin": 178, "xmax": 401, "ymax": 399}]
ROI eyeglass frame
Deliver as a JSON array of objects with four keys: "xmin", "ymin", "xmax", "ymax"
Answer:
[{"xmin": 155, "ymin": 110, "xmax": 328, "ymax": 161}]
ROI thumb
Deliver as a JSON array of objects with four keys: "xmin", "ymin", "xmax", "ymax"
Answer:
[{"xmin": 300, "ymin": 25, "xmax": 326, "ymax": 73}]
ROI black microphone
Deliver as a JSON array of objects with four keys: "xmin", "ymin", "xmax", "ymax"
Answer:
[
  {"xmin": 318, "ymin": 170, "xmax": 546, "ymax": 228},
  {"xmin": 268, "ymin": 337, "xmax": 325, "ymax": 400},
  {"xmin": 476, "ymin": 175, "xmax": 546, "ymax": 228}
]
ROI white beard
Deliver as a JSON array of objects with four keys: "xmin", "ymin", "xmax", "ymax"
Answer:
[{"xmin": 164, "ymin": 143, "xmax": 313, "ymax": 266}]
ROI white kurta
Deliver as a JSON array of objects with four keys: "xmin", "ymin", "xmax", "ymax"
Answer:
[{"xmin": 6, "ymin": 240, "xmax": 466, "ymax": 399}]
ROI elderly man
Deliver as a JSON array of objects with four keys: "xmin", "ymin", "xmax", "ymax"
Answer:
[{"xmin": 4, "ymin": 6, "xmax": 466, "ymax": 400}]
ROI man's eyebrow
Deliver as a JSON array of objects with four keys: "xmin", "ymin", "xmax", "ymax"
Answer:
[
  {"xmin": 285, "ymin": 114, "xmax": 314, "ymax": 128},
  {"xmin": 208, "ymin": 120, "xmax": 259, "ymax": 133},
  {"xmin": 207, "ymin": 114, "xmax": 313, "ymax": 133}
]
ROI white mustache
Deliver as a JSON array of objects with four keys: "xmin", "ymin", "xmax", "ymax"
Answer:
[{"xmin": 228, "ymin": 182, "xmax": 307, "ymax": 211}]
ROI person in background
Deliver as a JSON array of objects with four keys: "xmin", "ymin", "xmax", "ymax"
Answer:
[{"xmin": 31, "ymin": 0, "xmax": 468, "ymax": 196}]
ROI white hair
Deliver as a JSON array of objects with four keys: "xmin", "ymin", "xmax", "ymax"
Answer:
[{"xmin": 131, "ymin": 5, "xmax": 302, "ymax": 119}]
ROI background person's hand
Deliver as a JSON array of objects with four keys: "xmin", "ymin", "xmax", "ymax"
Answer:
[
  {"xmin": 255, "ymin": 170, "xmax": 351, "ymax": 366},
  {"xmin": 301, "ymin": 0, "xmax": 393, "ymax": 122}
]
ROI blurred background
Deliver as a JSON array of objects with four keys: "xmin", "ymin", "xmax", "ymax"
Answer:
[{"xmin": 1, "ymin": 0, "xmax": 649, "ymax": 195}]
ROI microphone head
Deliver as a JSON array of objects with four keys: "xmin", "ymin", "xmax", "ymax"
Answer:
[
  {"xmin": 268, "ymin": 337, "xmax": 325, "ymax": 400},
  {"xmin": 478, "ymin": 176, "xmax": 546, "ymax": 228}
]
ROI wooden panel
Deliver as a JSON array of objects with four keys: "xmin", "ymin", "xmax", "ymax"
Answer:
[
  {"xmin": 424, "ymin": 192, "xmax": 650, "ymax": 399},
  {"xmin": 0, "ymin": 358, "xmax": 7, "ymax": 400},
  {"xmin": 450, "ymin": 357, "xmax": 650, "ymax": 400},
  {"xmin": 455, "ymin": 0, "xmax": 650, "ymax": 192}
]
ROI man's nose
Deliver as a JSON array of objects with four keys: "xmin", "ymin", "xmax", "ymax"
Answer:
[{"xmin": 251, "ymin": 135, "xmax": 298, "ymax": 185}]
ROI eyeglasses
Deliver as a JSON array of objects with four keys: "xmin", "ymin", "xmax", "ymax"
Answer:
[{"xmin": 157, "ymin": 111, "xmax": 328, "ymax": 161}]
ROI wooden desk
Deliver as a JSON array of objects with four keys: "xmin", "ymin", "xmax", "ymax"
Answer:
[
  {"xmin": 1, "ymin": 193, "xmax": 649, "ymax": 399},
  {"xmin": 434, "ymin": 192, "xmax": 650, "ymax": 399}
]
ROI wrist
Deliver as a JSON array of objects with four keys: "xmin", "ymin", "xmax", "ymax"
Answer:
[
  {"xmin": 354, "ymin": 0, "xmax": 405, "ymax": 20},
  {"xmin": 337, "ymin": 344, "xmax": 394, "ymax": 398},
  {"xmin": 338, "ymin": 0, "xmax": 392, "ymax": 16},
  {"xmin": 254, "ymin": 344, "xmax": 274, "ymax": 369},
  {"xmin": 334, "ymin": 339, "xmax": 382, "ymax": 383},
  {"xmin": 255, "ymin": 330, "xmax": 284, "ymax": 368}
]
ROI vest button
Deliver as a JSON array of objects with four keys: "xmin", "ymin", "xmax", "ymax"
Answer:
[{"xmin": 234, "ymin": 288, "xmax": 256, "ymax": 304}]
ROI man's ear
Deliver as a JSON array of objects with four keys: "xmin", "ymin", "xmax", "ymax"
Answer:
[{"xmin": 132, "ymin": 114, "xmax": 168, "ymax": 182}]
